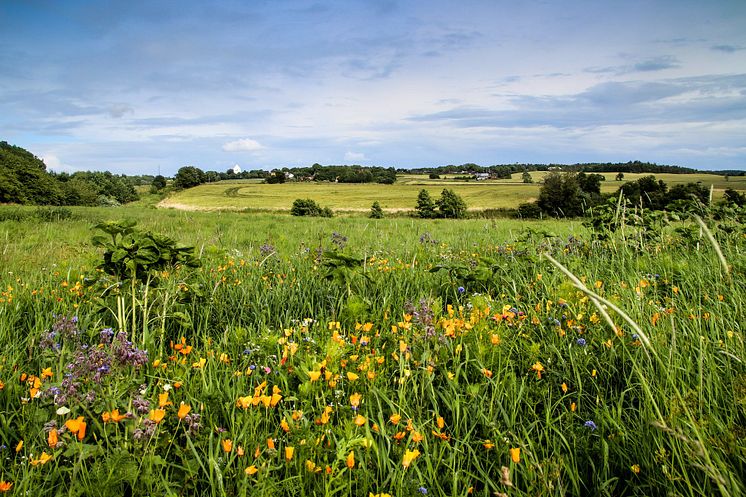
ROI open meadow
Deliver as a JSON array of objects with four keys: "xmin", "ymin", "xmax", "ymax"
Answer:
[
  {"xmin": 0, "ymin": 203, "xmax": 744, "ymax": 496},
  {"xmin": 157, "ymin": 173, "xmax": 746, "ymax": 214}
]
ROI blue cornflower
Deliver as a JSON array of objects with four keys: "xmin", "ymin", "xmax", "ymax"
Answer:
[
  {"xmin": 457, "ymin": 286, "xmax": 465, "ymax": 294},
  {"xmin": 418, "ymin": 487, "xmax": 428, "ymax": 495},
  {"xmin": 576, "ymin": 338, "xmax": 587, "ymax": 346},
  {"xmin": 584, "ymin": 420, "xmax": 597, "ymax": 431}
]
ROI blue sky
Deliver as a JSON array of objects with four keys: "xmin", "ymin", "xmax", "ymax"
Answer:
[{"xmin": 2, "ymin": 0, "xmax": 745, "ymax": 175}]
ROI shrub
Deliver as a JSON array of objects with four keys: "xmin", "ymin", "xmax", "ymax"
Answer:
[
  {"xmin": 369, "ymin": 201, "xmax": 384, "ymax": 219},
  {"xmin": 290, "ymin": 199, "xmax": 333, "ymax": 217},
  {"xmin": 517, "ymin": 202, "xmax": 542, "ymax": 219}
]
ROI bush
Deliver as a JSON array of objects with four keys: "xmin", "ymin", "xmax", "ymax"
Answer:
[
  {"xmin": 429, "ymin": 173, "xmax": 440, "ymax": 179},
  {"xmin": 517, "ymin": 202, "xmax": 542, "ymax": 219},
  {"xmin": 415, "ymin": 190, "xmax": 437, "ymax": 218},
  {"xmin": 369, "ymin": 201, "xmax": 384, "ymax": 219},
  {"xmin": 290, "ymin": 199, "xmax": 333, "ymax": 217}
]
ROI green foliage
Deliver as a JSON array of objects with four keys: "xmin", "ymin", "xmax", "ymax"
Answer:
[
  {"xmin": 537, "ymin": 172, "xmax": 585, "ymax": 217},
  {"xmin": 724, "ymin": 188, "xmax": 746, "ymax": 206},
  {"xmin": 92, "ymin": 219, "xmax": 201, "ymax": 284},
  {"xmin": 415, "ymin": 189, "xmax": 437, "ymax": 218},
  {"xmin": 264, "ymin": 170, "xmax": 286, "ymax": 184},
  {"xmin": 521, "ymin": 171, "xmax": 533, "ymax": 183},
  {"xmin": 369, "ymin": 201, "xmax": 384, "ymax": 219},
  {"xmin": 517, "ymin": 201, "xmax": 542, "ymax": 219},
  {"xmin": 0, "ymin": 142, "xmax": 138, "ymax": 206},
  {"xmin": 151, "ymin": 175, "xmax": 167, "ymax": 192},
  {"xmin": 290, "ymin": 198, "xmax": 333, "ymax": 217},
  {"xmin": 174, "ymin": 166, "xmax": 207, "ymax": 189},
  {"xmin": 436, "ymin": 188, "xmax": 468, "ymax": 218}
]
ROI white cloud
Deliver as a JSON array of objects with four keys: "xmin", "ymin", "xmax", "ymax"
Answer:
[
  {"xmin": 344, "ymin": 151, "xmax": 367, "ymax": 162},
  {"xmin": 41, "ymin": 153, "xmax": 76, "ymax": 173},
  {"xmin": 222, "ymin": 138, "xmax": 264, "ymax": 152}
]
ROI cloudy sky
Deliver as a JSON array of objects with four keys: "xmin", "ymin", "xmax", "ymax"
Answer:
[{"xmin": 2, "ymin": 0, "xmax": 745, "ymax": 175}]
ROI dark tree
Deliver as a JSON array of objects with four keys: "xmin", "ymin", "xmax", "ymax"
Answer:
[
  {"xmin": 173, "ymin": 166, "xmax": 207, "ymax": 189},
  {"xmin": 369, "ymin": 201, "xmax": 384, "ymax": 219},
  {"xmin": 151, "ymin": 175, "xmax": 167, "ymax": 191},
  {"xmin": 537, "ymin": 172, "xmax": 584, "ymax": 217},
  {"xmin": 415, "ymin": 189, "xmax": 437, "ymax": 218},
  {"xmin": 437, "ymin": 189, "xmax": 468, "ymax": 219}
]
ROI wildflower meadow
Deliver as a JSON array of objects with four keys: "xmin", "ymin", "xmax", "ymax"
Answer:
[{"xmin": 0, "ymin": 205, "xmax": 744, "ymax": 496}]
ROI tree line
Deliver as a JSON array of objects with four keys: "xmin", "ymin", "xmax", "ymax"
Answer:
[
  {"xmin": 519, "ymin": 171, "xmax": 744, "ymax": 219},
  {"xmin": 0, "ymin": 142, "xmax": 137, "ymax": 206}
]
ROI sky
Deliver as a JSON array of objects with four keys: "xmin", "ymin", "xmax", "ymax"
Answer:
[{"xmin": 2, "ymin": 0, "xmax": 746, "ymax": 176}]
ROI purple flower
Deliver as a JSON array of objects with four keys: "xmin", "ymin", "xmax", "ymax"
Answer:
[
  {"xmin": 418, "ymin": 487, "xmax": 428, "ymax": 495},
  {"xmin": 584, "ymin": 420, "xmax": 597, "ymax": 431},
  {"xmin": 457, "ymin": 286, "xmax": 465, "ymax": 294},
  {"xmin": 576, "ymin": 338, "xmax": 587, "ymax": 346}
]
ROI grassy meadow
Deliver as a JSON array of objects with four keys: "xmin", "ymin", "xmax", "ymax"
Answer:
[
  {"xmin": 0, "ymin": 200, "xmax": 745, "ymax": 496},
  {"xmin": 157, "ymin": 173, "xmax": 746, "ymax": 214}
]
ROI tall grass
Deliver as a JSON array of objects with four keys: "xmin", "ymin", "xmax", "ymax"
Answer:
[{"xmin": 0, "ymin": 204, "xmax": 743, "ymax": 496}]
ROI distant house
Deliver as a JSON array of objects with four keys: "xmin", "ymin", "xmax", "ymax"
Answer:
[
  {"xmin": 548, "ymin": 166, "xmax": 563, "ymax": 171},
  {"xmin": 285, "ymin": 172, "xmax": 294, "ymax": 180},
  {"xmin": 232, "ymin": 164, "xmax": 242, "ymax": 175},
  {"xmin": 475, "ymin": 173, "xmax": 490, "ymax": 181}
]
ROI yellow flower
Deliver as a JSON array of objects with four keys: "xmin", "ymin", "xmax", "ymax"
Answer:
[
  {"xmin": 244, "ymin": 465, "xmax": 258, "ymax": 476},
  {"xmin": 531, "ymin": 362, "xmax": 544, "ymax": 379},
  {"xmin": 631, "ymin": 464, "xmax": 641, "ymax": 474},
  {"xmin": 436, "ymin": 416, "xmax": 445, "ymax": 429},
  {"xmin": 30, "ymin": 451, "xmax": 53, "ymax": 466},
  {"xmin": 158, "ymin": 392, "xmax": 172, "ymax": 407},
  {"xmin": 149, "ymin": 409, "xmax": 166, "ymax": 424},
  {"xmin": 349, "ymin": 392, "xmax": 362, "ymax": 408},
  {"xmin": 308, "ymin": 370, "xmax": 321, "ymax": 382},
  {"xmin": 192, "ymin": 357, "xmax": 206, "ymax": 369},
  {"xmin": 482, "ymin": 440, "xmax": 495, "ymax": 450},
  {"xmin": 280, "ymin": 418, "xmax": 291, "ymax": 432},
  {"xmin": 305, "ymin": 459, "xmax": 321, "ymax": 473},
  {"xmin": 354, "ymin": 414, "xmax": 367, "ymax": 427},
  {"xmin": 285, "ymin": 446, "xmax": 295, "ymax": 461},
  {"xmin": 509, "ymin": 447, "xmax": 521, "ymax": 464},
  {"xmin": 0, "ymin": 480, "xmax": 13, "ymax": 492},
  {"xmin": 15, "ymin": 440, "xmax": 23, "ymax": 453},
  {"xmin": 346, "ymin": 372, "xmax": 359, "ymax": 381},
  {"xmin": 402, "ymin": 449, "xmax": 420, "ymax": 469},
  {"xmin": 178, "ymin": 403, "xmax": 191, "ymax": 420},
  {"xmin": 41, "ymin": 367, "xmax": 53, "ymax": 379},
  {"xmin": 389, "ymin": 413, "xmax": 401, "ymax": 425},
  {"xmin": 346, "ymin": 451, "xmax": 355, "ymax": 469},
  {"xmin": 561, "ymin": 383, "xmax": 568, "ymax": 393},
  {"xmin": 222, "ymin": 439, "xmax": 233, "ymax": 453}
]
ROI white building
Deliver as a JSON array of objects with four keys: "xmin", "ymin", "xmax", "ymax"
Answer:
[{"xmin": 232, "ymin": 164, "xmax": 242, "ymax": 175}]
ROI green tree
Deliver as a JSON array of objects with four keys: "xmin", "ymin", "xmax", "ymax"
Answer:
[
  {"xmin": 291, "ymin": 198, "xmax": 322, "ymax": 216},
  {"xmin": 437, "ymin": 189, "xmax": 468, "ymax": 219},
  {"xmin": 415, "ymin": 189, "xmax": 437, "ymax": 218},
  {"xmin": 369, "ymin": 201, "xmax": 384, "ymax": 219},
  {"xmin": 151, "ymin": 175, "xmax": 167, "ymax": 191},
  {"xmin": 615, "ymin": 172, "xmax": 625, "ymax": 181},
  {"xmin": 521, "ymin": 171, "xmax": 533, "ymax": 183},
  {"xmin": 537, "ymin": 172, "xmax": 584, "ymax": 217},
  {"xmin": 173, "ymin": 166, "xmax": 206, "ymax": 189}
]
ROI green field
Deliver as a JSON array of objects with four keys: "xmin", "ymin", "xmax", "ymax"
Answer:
[
  {"xmin": 158, "ymin": 173, "xmax": 746, "ymax": 213},
  {"xmin": 0, "ymin": 203, "xmax": 745, "ymax": 496}
]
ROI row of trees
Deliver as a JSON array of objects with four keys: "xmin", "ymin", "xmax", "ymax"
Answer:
[
  {"xmin": 1, "ymin": 142, "xmax": 137, "ymax": 206},
  {"xmin": 170, "ymin": 164, "xmax": 398, "ymax": 190},
  {"xmin": 521, "ymin": 172, "xmax": 721, "ymax": 218}
]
